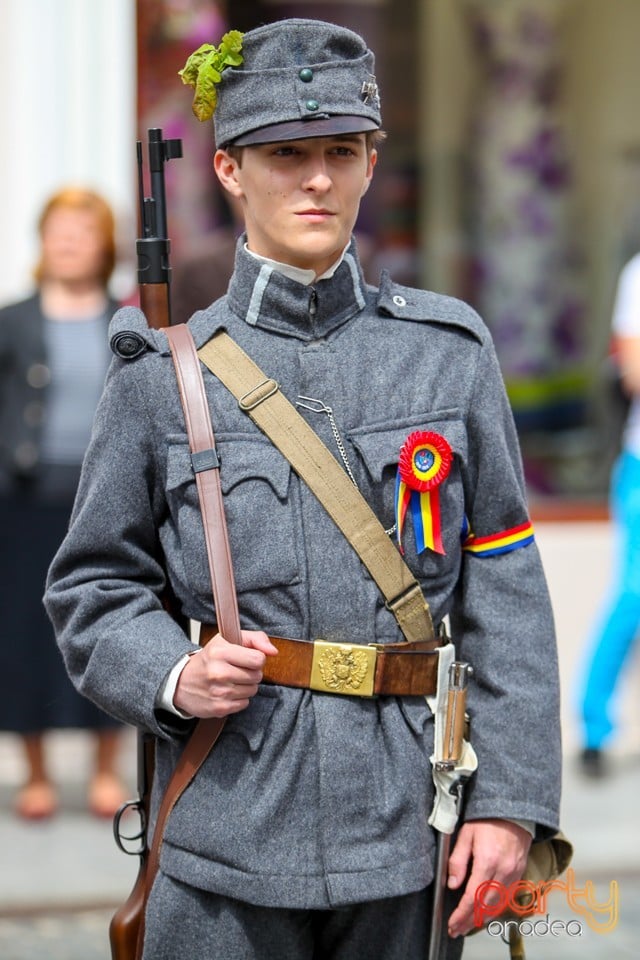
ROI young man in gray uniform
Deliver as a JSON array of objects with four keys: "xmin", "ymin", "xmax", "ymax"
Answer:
[{"xmin": 45, "ymin": 18, "xmax": 561, "ymax": 960}]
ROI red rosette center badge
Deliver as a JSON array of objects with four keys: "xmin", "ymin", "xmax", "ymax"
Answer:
[{"xmin": 395, "ymin": 431, "xmax": 452, "ymax": 554}]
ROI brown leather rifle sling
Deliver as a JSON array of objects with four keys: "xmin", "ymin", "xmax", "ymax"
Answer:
[
  {"xmin": 198, "ymin": 329, "xmax": 435, "ymax": 645},
  {"xmin": 133, "ymin": 324, "xmax": 243, "ymax": 955}
]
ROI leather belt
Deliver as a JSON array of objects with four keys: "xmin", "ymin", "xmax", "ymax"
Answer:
[{"xmin": 200, "ymin": 625, "xmax": 442, "ymax": 698}]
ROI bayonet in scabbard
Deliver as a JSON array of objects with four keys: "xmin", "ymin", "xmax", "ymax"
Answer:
[
  {"xmin": 428, "ymin": 660, "xmax": 472, "ymax": 960},
  {"xmin": 437, "ymin": 661, "xmax": 472, "ymax": 772}
]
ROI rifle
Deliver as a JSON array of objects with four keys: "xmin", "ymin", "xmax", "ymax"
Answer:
[
  {"xmin": 109, "ymin": 126, "xmax": 182, "ymax": 960},
  {"xmin": 135, "ymin": 128, "xmax": 183, "ymax": 329}
]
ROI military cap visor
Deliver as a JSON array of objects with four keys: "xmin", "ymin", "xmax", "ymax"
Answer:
[{"xmin": 231, "ymin": 114, "xmax": 379, "ymax": 147}]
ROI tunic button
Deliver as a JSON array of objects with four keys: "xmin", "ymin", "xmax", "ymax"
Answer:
[
  {"xmin": 299, "ymin": 68, "xmax": 313, "ymax": 83},
  {"xmin": 393, "ymin": 295, "xmax": 407, "ymax": 307},
  {"xmin": 305, "ymin": 99, "xmax": 319, "ymax": 112},
  {"xmin": 14, "ymin": 441, "xmax": 38, "ymax": 470},
  {"xmin": 23, "ymin": 401, "xmax": 44, "ymax": 427},
  {"xmin": 26, "ymin": 363, "xmax": 50, "ymax": 389},
  {"xmin": 110, "ymin": 331, "xmax": 146, "ymax": 359}
]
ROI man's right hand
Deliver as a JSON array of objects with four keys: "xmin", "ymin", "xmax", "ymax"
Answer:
[{"xmin": 174, "ymin": 630, "xmax": 278, "ymax": 718}]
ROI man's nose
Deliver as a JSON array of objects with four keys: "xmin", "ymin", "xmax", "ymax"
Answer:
[{"xmin": 302, "ymin": 160, "xmax": 332, "ymax": 191}]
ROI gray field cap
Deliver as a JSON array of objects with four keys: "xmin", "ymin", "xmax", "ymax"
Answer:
[{"xmin": 214, "ymin": 19, "xmax": 381, "ymax": 148}]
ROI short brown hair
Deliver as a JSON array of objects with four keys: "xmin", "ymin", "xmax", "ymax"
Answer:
[{"xmin": 33, "ymin": 187, "xmax": 116, "ymax": 287}]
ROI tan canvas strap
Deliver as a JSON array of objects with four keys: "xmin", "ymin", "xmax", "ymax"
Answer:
[
  {"xmin": 198, "ymin": 331, "xmax": 435, "ymax": 645},
  {"xmin": 135, "ymin": 325, "xmax": 244, "ymax": 953}
]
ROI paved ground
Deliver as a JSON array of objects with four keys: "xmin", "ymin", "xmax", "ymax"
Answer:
[{"xmin": 0, "ymin": 521, "xmax": 638, "ymax": 958}]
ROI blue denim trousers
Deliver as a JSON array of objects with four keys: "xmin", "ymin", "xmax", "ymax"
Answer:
[{"xmin": 580, "ymin": 450, "xmax": 640, "ymax": 748}]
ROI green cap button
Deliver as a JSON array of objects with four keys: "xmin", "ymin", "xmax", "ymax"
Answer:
[
  {"xmin": 305, "ymin": 99, "xmax": 319, "ymax": 112},
  {"xmin": 299, "ymin": 68, "xmax": 313, "ymax": 83}
]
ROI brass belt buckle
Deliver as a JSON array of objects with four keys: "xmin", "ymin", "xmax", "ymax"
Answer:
[{"xmin": 310, "ymin": 640, "xmax": 377, "ymax": 697}]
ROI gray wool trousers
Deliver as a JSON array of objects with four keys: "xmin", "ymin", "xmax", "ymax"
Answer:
[{"xmin": 142, "ymin": 872, "xmax": 465, "ymax": 960}]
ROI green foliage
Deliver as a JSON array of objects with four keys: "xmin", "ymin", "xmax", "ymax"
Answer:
[{"xmin": 178, "ymin": 30, "xmax": 244, "ymax": 122}]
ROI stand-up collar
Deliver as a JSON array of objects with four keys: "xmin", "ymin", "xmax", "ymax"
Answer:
[{"xmin": 225, "ymin": 236, "xmax": 369, "ymax": 341}]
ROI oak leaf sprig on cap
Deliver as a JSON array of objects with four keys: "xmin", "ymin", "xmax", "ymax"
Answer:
[{"xmin": 178, "ymin": 30, "xmax": 244, "ymax": 122}]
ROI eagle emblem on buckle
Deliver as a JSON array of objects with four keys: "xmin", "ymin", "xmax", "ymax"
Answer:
[{"xmin": 310, "ymin": 641, "xmax": 377, "ymax": 696}]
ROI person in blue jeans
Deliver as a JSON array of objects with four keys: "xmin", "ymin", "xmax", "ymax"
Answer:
[{"xmin": 580, "ymin": 253, "xmax": 640, "ymax": 776}]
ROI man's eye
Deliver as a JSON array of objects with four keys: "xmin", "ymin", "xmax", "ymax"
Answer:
[{"xmin": 274, "ymin": 146, "xmax": 298, "ymax": 157}]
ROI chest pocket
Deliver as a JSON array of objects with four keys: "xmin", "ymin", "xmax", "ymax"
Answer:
[
  {"xmin": 347, "ymin": 413, "xmax": 468, "ymax": 568},
  {"xmin": 165, "ymin": 436, "xmax": 302, "ymax": 598},
  {"xmin": 215, "ymin": 436, "xmax": 303, "ymax": 594}
]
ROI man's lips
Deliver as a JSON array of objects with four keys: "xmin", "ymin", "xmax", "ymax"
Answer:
[{"xmin": 296, "ymin": 209, "xmax": 335, "ymax": 218}]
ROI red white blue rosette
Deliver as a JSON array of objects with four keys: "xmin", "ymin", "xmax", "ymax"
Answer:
[{"xmin": 395, "ymin": 431, "xmax": 452, "ymax": 554}]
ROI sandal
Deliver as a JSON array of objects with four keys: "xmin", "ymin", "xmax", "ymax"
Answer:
[
  {"xmin": 88, "ymin": 772, "xmax": 128, "ymax": 819},
  {"xmin": 14, "ymin": 780, "xmax": 58, "ymax": 820}
]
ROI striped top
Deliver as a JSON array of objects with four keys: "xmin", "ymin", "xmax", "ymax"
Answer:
[{"xmin": 40, "ymin": 313, "xmax": 110, "ymax": 465}]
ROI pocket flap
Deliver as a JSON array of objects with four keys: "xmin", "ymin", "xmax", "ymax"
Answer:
[
  {"xmin": 217, "ymin": 438, "xmax": 291, "ymax": 500},
  {"xmin": 166, "ymin": 441, "xmax": 193, "ymax": 492},
  {"xmin": 165, "ymin": 438, "xmax": 291, "ymax": 500},
  {"xmin": 348, "ymin": 414, "xmax": 467, "ymax": 482}
]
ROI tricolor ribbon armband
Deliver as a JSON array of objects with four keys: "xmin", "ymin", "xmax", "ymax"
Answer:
[
  {"xmin": 461, "ymin": 519, "xmax": 535, "ymax": 557},
  {"xmin": 394, "ymin": 430, "xmax": 453, "ymax": 555}
]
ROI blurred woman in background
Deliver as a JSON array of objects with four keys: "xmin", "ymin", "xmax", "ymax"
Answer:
[{"xmin": 0, "ymin": 187, "xmax": 127, "ymax": 819}]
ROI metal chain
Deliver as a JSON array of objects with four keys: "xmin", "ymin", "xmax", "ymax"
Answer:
[{"xmin": 296, "ymin": 395, "xmax": 397, "ymax": 536}]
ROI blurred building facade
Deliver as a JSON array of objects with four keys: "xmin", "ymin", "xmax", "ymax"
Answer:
[
  {"xmin": 0, "ymin": 0, "xmax": 137, "ymax": 304},
  {"xmin": 419, "ymin": 0, "xmax": 640, "ymax": 497}
]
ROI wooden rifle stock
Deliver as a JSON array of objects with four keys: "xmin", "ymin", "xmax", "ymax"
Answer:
[
  {"xmin": 109, "ymin": 127, "xmax": 182, "ymax": 960},
  {"xmin": 109, "ymin": 730, "xmax": 156, "ymax": 959},
  {"xmin": 110, "ymin": 880, "xmax": 146, "ymax": 959},
  {"xmin": 140, "ymin": 284, "xmax": 171, "ymax": 331}
]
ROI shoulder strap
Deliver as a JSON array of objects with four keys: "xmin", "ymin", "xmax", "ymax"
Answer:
[
  {"xmin": 136, "ymin": 324, "xmax": 242, "ymax": 952},
  {"xmin": 198, "ymin": 330, "xmax": 435, "ymax": 645}
]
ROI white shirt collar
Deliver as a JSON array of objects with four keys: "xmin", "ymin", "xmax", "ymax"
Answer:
[{"xmin": 244, "ymin": 242, "xmax": 349, "ymax": 285}]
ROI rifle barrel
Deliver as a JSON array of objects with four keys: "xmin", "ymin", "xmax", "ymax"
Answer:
[{"xmin": 135, "ymin": 128, "xmax": 183, "ymax": 321}]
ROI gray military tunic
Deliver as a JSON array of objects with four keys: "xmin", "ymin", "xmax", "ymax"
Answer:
[{"xmin": 44, "ymin": 239, "xmax": 561, "ymax": 910}]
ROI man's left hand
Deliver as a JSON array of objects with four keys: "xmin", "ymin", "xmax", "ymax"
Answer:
[{"xmin": 446, "ymin": 818, "xmax": 532, "ymax": 938}]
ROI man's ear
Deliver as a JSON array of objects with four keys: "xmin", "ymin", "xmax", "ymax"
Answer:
[
  {"xmin": 361, "ymin": 149, "xmax": 377, "ymax": 197},
  {"xmin": 214, "ymin": 149, "xmax": 244, "ymax": 198}
]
